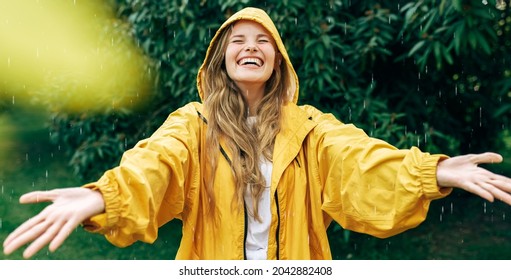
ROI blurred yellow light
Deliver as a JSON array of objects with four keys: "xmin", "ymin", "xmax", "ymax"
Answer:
[{"xmin": 0, "ymin": 0, "xmax": 153, "ymax": 112}]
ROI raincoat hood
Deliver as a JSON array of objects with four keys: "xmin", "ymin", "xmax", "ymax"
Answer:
[{"xmin": 196, "ymin": 7, "xmax": 299, "ymax": 104}]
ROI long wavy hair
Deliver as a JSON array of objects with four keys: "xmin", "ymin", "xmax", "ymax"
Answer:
[{"xmin": 202, "ymin": 22, "xmax": 291, "ymax": 221}]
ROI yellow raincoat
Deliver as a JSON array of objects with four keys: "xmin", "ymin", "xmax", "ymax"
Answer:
[{"xmin": 83, "ymin": 7, "xmax": 452, "ymax": 259}]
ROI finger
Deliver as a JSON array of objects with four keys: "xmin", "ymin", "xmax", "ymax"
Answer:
[
  {"xmin": 19, "ymin": 190, "xmax": 59, "ymax": 204},
  {"xmin": 3, "ymin": 210, "xmax": 49, "ymax": 247},
  {"xmin": 479, "ymin": 181, "xmax": 511, "ymax": 205},
  {"xmin": 471, "ymin": 152, "xmax": 503, "ymax": 165},
  {"xmin": 475, "ymin": 170, "xmax": 511, "ymax": 193},
  {"xmin": 3, "ymin": 219, "xmax": 51, "ymax": 256},
  {"xmin": 22, "ymin": 219, "xmax": 64, "ymax": 259},
  {"xmin": 488, "ymin": 177, "xmax": 511, "ymax": 194},
  {"xmin": 465, "ymin": 181, "xmax": 494, "ymax": 202},
  {"xmin": 49, "ymin": 219, "xmax": 79, "ymax": 252}
]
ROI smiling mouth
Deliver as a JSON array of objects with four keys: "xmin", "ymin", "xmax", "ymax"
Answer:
[{"xmin": 238, "ymin": 57, "xmax": 263, "ymax": 67}]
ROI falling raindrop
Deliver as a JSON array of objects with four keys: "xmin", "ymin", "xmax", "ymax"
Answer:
[
  {"xmin": 344, "ymin": 22, "xmax": 347, "ymax": 35},
  {"xmin": 479, "ymin": 107, "xmax": 482, "ymax": 127},
  {"xmin": 483, "ymin": 202, "xmax": 487, "ymax": 214},
  {"xmin": 294, "ymin": 18, "xmax": 297, "ymax": 25},
  {"xmin": 12, "ymin": 95, "xmax": 15, "ymax": 104},
  {"xmin": 450, "ymin": 202, "xmax": 453, "ymax": 214},
  {"xmin": 503, "ymin": 212, "xmax": 506, "ymax": 221}
]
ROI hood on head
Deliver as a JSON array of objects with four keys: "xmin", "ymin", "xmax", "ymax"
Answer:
[{"xmin": 196, "ymin": 7, "xmax": 299, "ymax": 104}]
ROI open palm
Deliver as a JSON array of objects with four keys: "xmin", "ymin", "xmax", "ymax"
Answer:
[{"xmin": 3, "ymin": 187, "xmax": 104, "ymax": 259}]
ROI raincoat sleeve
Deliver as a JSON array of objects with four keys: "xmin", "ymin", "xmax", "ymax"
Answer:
[
  {"xmin": 305, "ymin": 106, "xmax": 452, "ymax": 238},
  {"xmin": 80, "ymin": 102, "xmax": 201, "ymax": 247}
]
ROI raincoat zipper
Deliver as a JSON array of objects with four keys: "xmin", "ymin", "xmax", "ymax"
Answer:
[
  {"xmin": 275, "ymin": 190, "xmax": 281, "ymax": 260},
  {"xmin": 243, "ymin": 202, "xmax": 248, "ymax": 259}
]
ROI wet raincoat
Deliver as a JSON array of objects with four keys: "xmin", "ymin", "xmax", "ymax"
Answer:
[{"xmin": 82, "ymin": 7, "xmax": 452, "ymax": 259}]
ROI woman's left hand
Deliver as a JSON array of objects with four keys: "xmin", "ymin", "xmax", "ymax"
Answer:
[{"xmin": 436, "ymin": 152, "xmax": 511, "ymax": 205}]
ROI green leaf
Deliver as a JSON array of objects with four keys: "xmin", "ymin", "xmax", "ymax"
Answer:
[
  {"xmin": 468, "ymin": 31, "xmax": 477, "ymax": 50},
  {"xmin": 453, "ymin": 22, "xmax": 465, "ymax": 55},
  {"xmin": 473, "ymin": 30, "xmax": 492, "ymax": 55},
  {"xmin": 493, "ymin": 103, "xmax": 511, "ymax": 118},
  {"xmin": 442, "ymin": 46, "xmax": 453, "ymax": 65},
  {"xmin": 408, "ymin": 40, "xmax": 426, "ymax": 57},
  {"xmin": 422, "ymin": 9, "xmax": 438, "ymax": 34}
]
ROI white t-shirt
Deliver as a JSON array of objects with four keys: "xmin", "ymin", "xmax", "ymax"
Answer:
[
  {"xmin": 244, "ymin": 158, "xmax": 273, "ymax": 260},
  {"xmin": 244, "ymin": 116, "xmax": 273, "ymax": 260}
]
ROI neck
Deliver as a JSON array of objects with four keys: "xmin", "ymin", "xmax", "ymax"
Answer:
[{"xmin": 238, "ymin": 83, "xmax": 265, "ymax": 116}]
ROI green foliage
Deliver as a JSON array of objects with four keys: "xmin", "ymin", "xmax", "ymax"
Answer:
[{"xmin": 47, "ymin": 0, "xmax": 511, "ymax": 183}]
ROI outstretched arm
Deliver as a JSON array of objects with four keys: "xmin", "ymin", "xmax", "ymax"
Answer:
[
  {"xmin": 3, "ymin": 187, "xmax": 105, "ymax": 259},
  {"xmin": 436, "ymin": 152, "xmax": 511, "ymax": 205}
]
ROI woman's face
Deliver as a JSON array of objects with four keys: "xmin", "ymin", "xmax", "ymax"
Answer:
[{"xmin": 224, "ymin": 20, "xmax": 279, "ymax": 92}]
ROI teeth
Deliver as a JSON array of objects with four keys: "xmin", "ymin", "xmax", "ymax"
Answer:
[{"xmin": 239, "ymin": 58, "xmax": 262, "ymax": 66}]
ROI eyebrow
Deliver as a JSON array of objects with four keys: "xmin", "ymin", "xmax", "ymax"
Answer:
[{"xmin": 230, "ymin": 34, "xmax": 271, "ymax": 39}]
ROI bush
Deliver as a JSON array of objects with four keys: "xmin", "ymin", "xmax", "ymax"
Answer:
[{"xmin": 48, "ymin": 0, "xmax": 510, "ymax": 183}]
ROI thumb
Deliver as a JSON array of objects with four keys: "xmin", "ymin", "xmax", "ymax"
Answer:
[
  {"xmin": 471, "ymin": 152, "xmax": 503, "ymax": 165},
  {"xmin": 19, "ymin": 190, "xmax": 57, "ymax": 204}
]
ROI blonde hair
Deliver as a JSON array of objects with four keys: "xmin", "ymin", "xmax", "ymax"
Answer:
[{"xmin": 202, "ymin": 22, "xmax": 291, "ymax": 221}]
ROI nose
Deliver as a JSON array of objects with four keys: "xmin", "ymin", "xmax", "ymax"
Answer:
[{"xmin": 245, "ymin": 45, "xmax": 257, "ymax": 52}]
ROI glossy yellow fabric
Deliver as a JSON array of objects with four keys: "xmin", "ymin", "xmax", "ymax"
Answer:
[{"xmin": 82, "ymin": 7, "xmax": 452, "ymax": 259}]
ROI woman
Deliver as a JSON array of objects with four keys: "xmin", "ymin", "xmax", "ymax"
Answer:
[{"xmin": 3, "ymin": 7, "xmax": 511, "ymax": 260}]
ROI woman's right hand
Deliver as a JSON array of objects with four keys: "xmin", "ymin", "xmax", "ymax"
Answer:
[{"xmin": 3, "ymin": 187, "xmax": 105, "ymax": 259}]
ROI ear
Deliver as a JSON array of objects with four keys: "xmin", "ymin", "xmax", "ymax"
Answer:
[{"xmin": 275, "ymin": 52, "xmax": 282, "ymax": 68}]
